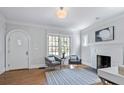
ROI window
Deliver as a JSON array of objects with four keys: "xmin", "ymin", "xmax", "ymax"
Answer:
[
  {"xmin": 60, "ymin": 37, "xmax": 70, "ymax": 57},
  {"xmin": 48, "ymin": 35, "xmax": 70, "ymax": 57},
  {"xmin": 48, "ymin": 35, "xmax": 59, "ymax": 55}
]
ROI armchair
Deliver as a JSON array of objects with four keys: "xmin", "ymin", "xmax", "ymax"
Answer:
[
  {"xmin": 45, "ymin": 55, "xmax": 62, "ymax": 69},
  {"xmin": 69, "ymin": 55, "xmax": 81, "ymax": 64}
]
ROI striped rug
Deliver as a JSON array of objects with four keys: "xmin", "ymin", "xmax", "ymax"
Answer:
[{"xmin": 45, "ymin": 68, "xmax": 101, "ymax": 85}]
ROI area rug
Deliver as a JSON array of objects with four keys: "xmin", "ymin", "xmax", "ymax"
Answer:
[{"xmin": 45, "ymin": 68, "xmax": 101, "ymax": 85}]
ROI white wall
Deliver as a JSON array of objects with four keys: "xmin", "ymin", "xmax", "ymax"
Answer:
[
  {"xmin": 0, "ymin": 14, "xmax": 6, "ymax": 74},
  {"xmin": 81, "ymin": 13, "xmax": 124, "ymax": 69},
  {"xmin": 71, "ymin": 31, "xmax": 81, "ymax": 57},
  {"xmin": 6, "ymin": 21, "xmax": 80, "ymax": 68}
]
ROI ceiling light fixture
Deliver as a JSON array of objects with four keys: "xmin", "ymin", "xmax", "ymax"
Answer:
[{"xmin": 56, "ymin": 7, "xmax": 67, "ymax": 19}]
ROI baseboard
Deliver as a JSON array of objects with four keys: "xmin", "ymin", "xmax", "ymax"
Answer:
[
  {"xmin": 29, "ymin": 64, "xmax": 47, "ymax": 69},
  {"xmin": 0, "ymin": 68, "xmax": 5, "ymax": 75}
]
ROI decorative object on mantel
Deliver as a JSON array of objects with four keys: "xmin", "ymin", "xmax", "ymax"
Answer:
[{"xmin": 95, "ymin": 26, "xmax": 114, "ymax": 42}]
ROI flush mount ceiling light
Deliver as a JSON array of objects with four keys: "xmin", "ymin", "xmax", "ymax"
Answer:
[{"xmin": 56, "ymin": 7, "xmax": 67, "ymax": 19}]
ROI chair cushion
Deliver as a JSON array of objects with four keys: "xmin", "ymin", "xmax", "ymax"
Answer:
[
  {"xmin": 70, "ymin": 56, "xmax": 77, "ymax": 60},
  {"xmin": 48, "ymin": 57, "xmax": 55, "ymax": 62},
  {"xmin": 52, "ymin": 61, "xmax": 60, "ymax": 65},
  {"xmin": 70, "ymin": 59, "xmax": 80, "ymax": 62}
]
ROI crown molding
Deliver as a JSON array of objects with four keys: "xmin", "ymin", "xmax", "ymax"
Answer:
[
  {"xmin": 6, "ymin": 20, "xmax": 44, "ymax": 28},
  {"xmin": 6, "ymin": 20, "xmax": 72, "ymax": 32}
]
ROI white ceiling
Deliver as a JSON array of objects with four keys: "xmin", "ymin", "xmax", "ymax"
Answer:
[{"xmin": 0, "ymin": 7, "xmax": 124, "ymax": 31}]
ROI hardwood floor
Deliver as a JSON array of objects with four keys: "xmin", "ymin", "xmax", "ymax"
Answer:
[
  {"xmin": 0, "ymin": 65, "xmax": 103, "ymax": 85},
  {"xmin": 0, "ymin": 68, "xmax": 47, "ymax": 85}
]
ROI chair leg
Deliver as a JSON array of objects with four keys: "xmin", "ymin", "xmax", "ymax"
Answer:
[{"xmin": 60, "ymin": 65, "xmax": 61, "ymax": 69}]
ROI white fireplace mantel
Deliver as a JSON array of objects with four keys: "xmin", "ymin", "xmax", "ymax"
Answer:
[{"xmin": 89, "ymin": 45, "xmax": 124, "ymax": 69}]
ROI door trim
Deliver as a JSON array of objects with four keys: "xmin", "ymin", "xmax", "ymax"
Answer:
[{"xmin": 6, "ymin": 29, "xmax": 31, "ymax": 71}]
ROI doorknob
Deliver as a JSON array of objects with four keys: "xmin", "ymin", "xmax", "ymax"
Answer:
[{"xmin": 26, "ymin": 51, "xmax": 28, "ymax": 55}]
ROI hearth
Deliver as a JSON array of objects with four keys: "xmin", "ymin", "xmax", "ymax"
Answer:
[{"xmin": 97, "ymin": 55, "xmax": 111, "ymax": 69}]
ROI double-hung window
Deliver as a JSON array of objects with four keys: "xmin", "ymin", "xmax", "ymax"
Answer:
[{"xmin": 48, "ymin": 34, "xmax": 70, "ymax": 57}]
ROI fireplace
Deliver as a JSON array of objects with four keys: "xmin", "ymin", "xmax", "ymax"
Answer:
[{"xmin": 97, "ymin": 55, "xmax": 111, "ymax": 69}]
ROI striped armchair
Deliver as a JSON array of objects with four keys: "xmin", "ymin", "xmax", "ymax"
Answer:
[{"xmin": 45, "ymin": 55, "xmax": 62, "ymax": 69}]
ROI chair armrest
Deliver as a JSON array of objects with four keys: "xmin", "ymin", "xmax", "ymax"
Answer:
[
  {"xmin": 54, "ymin": 56, "xmax": 62, "ymax": 62},
  {"xmin": 45, "ymin": 57, "xmax": 52, "ymax": 65}
]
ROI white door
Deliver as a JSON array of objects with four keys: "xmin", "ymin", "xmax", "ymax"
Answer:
[{"xmin": 6, "ymin": 31, "xmax": 29, "ymax": 70}]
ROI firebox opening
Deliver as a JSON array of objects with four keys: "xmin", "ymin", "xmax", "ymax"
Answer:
[{"xmin": 97, "ymin": 55, "xmax": 111, "ymax": 69}]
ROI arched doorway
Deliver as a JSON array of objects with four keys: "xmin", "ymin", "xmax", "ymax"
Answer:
[{"xmin": 6, "ymin": 30, "xmax": 30, "ymax": 70}]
